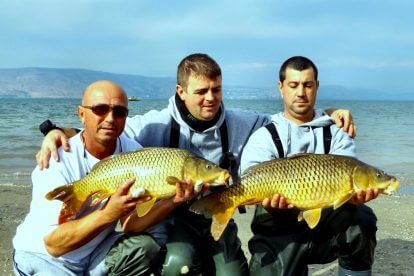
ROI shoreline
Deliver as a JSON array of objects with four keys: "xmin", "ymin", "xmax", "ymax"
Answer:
[{"xmin": 1, "ymin": 185, "xmax": 413, "ymax": 275}]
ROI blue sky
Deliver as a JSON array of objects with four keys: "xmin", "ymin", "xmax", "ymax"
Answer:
[{"xmin": 0, "ymin": 0, "xmax": 413, "ymax": 95}]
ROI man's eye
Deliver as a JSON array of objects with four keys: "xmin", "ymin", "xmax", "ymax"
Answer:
[{"xmin": 289, "ymin": 83, "xmax": 298, "ymax": 88}]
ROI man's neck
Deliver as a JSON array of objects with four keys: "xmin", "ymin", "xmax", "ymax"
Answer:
[
  {"xmin": 81, "ymin": 132, "xmax": 117, "ymax": 160},
  {"xmin": 283, "ymin": 110, "xmax": 315, "ymax": 125}
]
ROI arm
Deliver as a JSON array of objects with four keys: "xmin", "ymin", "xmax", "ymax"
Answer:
[
  {"xmin": 324, "ymin": 109, "xmax": 356, "ymax": 138},
  {"xmin": 44, "ymin": 179, "xmax": 150, "ymax": 257}
]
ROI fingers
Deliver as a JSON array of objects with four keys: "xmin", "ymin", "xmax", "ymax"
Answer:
[
  {"xmin": 50, "ymin": 145, "xmax": 59, "ymax": 162},
  {"xmin": 263, "ymin": 194, "xmax": 293, "ymax": 211},
  {"xmin": 36, "ymin": 149, "xmax": 51, "ymax": 170},
  {"xmin": 117, "ymin": 179, "xmax": 136, "ymax": 196},
  {"xmin": 349, "ymin": 124, "xmax": 356, "ymax": 139},
  {"xmin": 62, "ymin": 136, "xmax": 70, "ymax": 152},
  {"xmin": 175, "ymin": 182, "xmax": 184, "ymax": 199},
  {"xmin": 334, "ymin": 113, "xmax": 344, "ymax": 128}
]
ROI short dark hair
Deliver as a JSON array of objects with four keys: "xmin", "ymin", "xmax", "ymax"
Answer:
[
  {"xmin": 279, "ymin": 56, "xmax": 318, "ymax": 82},
  {"xmin": 177, "ymin": 53, "xmax": 222, "ymax": 89}
]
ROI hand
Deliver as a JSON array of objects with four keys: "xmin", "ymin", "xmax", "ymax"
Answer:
[
  {"xmin": 349, "ymin": 188, "xmax": 379, "ymax": 205},
  {"xmin": 36, "ymin": 129, "xmax": 69, "ymax": 169},
  {"xmin": 262, "ymin": 194, "xmax": 294, "ymax": 212},
  {"xmin": 328, "ymin": 109, "xmax": 356, "ymax": 138},
  {"xmin": 172, "ymin": 179, "xmax": 203, "ymax": 205},
  {"xmin": 102, "ymin": 179, "xmax": 151, "ymax": 222}
]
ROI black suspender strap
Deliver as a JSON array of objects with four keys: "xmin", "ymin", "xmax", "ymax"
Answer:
[
  {"xmin": 323, "ymin": 125, "xmax": 332, "ymax": 154},
  {"xmin": 265, "ymin": 123, "xmax": 284, "ymax": 158},
  {"xmin": 169, "ymin": 118, "xmax": 180, "ymax": 148},
  {"xmin": 219, "ymin": 120, "xmax": 229, "ymax": 156}
]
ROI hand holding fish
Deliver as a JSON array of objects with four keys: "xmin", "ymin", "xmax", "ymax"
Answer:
[
  {"xmin": 349, "ymin": 188, "xmax": 379, "ymax": 205},
  {"xmin": 262, "ymin": 194, "xmax": 294, "ymax": 211},
  {"xmin": 172, "ymin": 179, "xmax": 210, "ymax": 205},
  {"xmin": 102, "ymin": 179, "xmax": 152, "ymax": 221}
]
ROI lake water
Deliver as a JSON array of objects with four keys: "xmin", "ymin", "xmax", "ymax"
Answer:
[{"xmin": 1, "ymin": 98, "xmax": 413, "ymax": 194}]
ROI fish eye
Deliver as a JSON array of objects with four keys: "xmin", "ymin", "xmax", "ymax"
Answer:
[{"xmin": 205, "ymin": 164, "xmax": 212, "ymax": 170}]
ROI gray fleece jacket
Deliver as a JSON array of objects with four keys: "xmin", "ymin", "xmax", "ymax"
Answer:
[
  {"xmin": 240, "ymin": 109, "xmax": 356, "ymax": 173},
  {"xmin": 124, "ymin": 95, "xmax": 270, "ymax": 170}
]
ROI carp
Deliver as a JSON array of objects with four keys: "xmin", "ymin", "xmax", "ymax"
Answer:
[
  {"xmin": 190, "ymin": 153, "xmax": 399, "ymax": 241},
  {"xmin": 46, "ymin": 147, "xmax": 230, "ymax": 224}
]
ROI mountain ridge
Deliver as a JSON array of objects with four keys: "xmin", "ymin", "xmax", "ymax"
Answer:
[{"xmin": 0, "ymin": 68, "xmax": 412, "ymax": 100}]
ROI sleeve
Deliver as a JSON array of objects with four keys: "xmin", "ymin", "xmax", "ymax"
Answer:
[
  {"xmin": 29, "ymin": 162, "xmax": 73, "ymax": 235},
  {"xmin": 329, "ymin": 125, "xmax": 357, "ymax": 158},
  {"xmin": 123, "ymin": 109, "xmax": 170, "ymax": 146},
  {"xmin": 240, "ymin": 126, "xmax": 278, "ymax": 173}
]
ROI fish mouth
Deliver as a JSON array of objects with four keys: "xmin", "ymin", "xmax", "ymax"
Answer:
[
  {"xmin": 382, "ymin": 178, "xmax": 400, "ymax": 195},
  {"xmin": 211, "ymin": 171, "xmax": 231, "ymax": 187}
]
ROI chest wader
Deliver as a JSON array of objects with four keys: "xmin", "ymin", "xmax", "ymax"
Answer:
[
  {"xmin": 161, "ymin": 118, "xmax": 248, "ymax": 276},
  {"xmin": 249, "ymin": 123, "xmax": 376, "ymax": 276}
]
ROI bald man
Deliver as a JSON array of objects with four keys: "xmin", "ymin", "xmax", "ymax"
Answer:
[{"xmin": 12, "ymin": 81, "xmax": 194, "ymax": 275}]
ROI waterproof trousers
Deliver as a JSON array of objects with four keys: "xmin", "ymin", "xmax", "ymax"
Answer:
[
  {"xmin": 249, "ymin": 204, "xmax": 377, "ymax": 276},
  {"xmin": 162, "ymin": 208, "xmax": 248, "ymax": 276}
]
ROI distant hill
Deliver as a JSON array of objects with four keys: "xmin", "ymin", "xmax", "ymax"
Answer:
[
  {"xmin": 0, "ymin": 68, "xmax": 412, "ymax": 100},
  {"xmin": 0, "ymin": 68, "xmax": 175, "ymax": 99}
]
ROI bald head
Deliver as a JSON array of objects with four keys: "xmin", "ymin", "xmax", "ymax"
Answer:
[
  {"xmin": 82, "ymin": 80, "xmax": 127, "ymax": 106},
  {"xmin": 78, "ymin": 80, "xmax": 129, "ymax": 159}
]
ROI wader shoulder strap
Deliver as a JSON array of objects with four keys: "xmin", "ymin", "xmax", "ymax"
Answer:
[
  {"xmin": 265, "ymin": 123, "xmax": 284, "ymax": 158},
  {"xmin": 323, "ymin": 125, "xmax": 332, "ymax": 154},
  {"xmin": 169, "ymin": 118, "xmax": 180, "ymax": 148},
  {"xmin": 219, "ymin": 120, "xmax": 229, "ymax": 154}
]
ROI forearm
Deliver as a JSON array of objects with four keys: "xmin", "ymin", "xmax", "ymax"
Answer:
[
  {"xmin": 121, "ymin": 198, "xmax": 178, "ymax": 232},
  {"xmin": 44, "ymin": 209, "xmax": 114, "ymax": 257}
]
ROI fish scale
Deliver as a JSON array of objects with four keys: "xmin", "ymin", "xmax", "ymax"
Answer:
[
  {"xmin": 46, "ymin": 147, "xmax": 230, "ymax": 224},
  {"xmin": 190, "ymin": 153, "xmax": 399, "ymax": 241}
]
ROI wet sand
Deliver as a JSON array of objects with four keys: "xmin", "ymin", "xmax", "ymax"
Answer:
[{"xmin": 1, "ymin": 184, "xmax": 413, "ymax": 275}]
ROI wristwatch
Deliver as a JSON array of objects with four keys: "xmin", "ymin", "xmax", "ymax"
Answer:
[{"xmin": 39, "ymin": 120, "xmax": 63, "ymax": 136}]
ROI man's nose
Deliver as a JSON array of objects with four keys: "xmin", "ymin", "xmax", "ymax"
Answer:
[
  {"xmin": 297, "ymin": 85, "xmax": 306, "ymax": 96},
  {"xmin": 205, "ymin": 90, "xmax": 214, "ymax": 101},
  {"xmin": 104, "ymin": 110, "xmax": 115, "ymax": 122}
]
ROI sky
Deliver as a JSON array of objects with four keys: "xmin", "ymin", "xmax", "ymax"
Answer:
[{"xmin": 0, "ymin": 0, "xmax": 413, "ymax": 95}]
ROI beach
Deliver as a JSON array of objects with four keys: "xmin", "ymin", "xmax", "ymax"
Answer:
[{"xmin": 1, "ymin": 184, "xmax": 413, "ymax": 275}]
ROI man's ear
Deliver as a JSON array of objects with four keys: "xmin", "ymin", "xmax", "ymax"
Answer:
[
  {"xmin": 77, "ymin": 106, "xmax": 86, "ymax": 125},
  {"xmin": 176, "ymin": 85, "xmax": 185, "ymax": 101},
  {"xmin": 278, "ymin": 81, "xmax": 283, "ymax": 98}
]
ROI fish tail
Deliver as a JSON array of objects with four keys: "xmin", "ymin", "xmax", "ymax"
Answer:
[
  {"xmin": 45, "ymin": 184, "xmax": 84, "ymax": 224},
  {"xmin": 190, "ymin": 194, "xmax": 238, "ymax": 241}
]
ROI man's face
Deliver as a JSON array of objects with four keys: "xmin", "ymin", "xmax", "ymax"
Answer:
[
  {"xmin": 177, "ymin": 74, "xmax": 222, "ymax": 121},
  {"xmin": 79, "ymin": 86, "xmax": 128, "ymax": 146},
  {"xmin": 278, "ymin": 68, "xmax": 319, "ymax": 123}
]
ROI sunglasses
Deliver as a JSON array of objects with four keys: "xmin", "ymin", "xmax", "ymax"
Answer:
[{"xmin": 81, "ymin": 104, "xmax": 129, "ymax": 118}]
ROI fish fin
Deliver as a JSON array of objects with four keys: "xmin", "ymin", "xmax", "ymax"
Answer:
[
  {"xmin": 211, "ymin": 207, "xmax": 237, "ymax": 241},
  {"xmin": 288, "ymin": 153, "xmax": 310, "ymax": 159},
  {"xmin": 190, "ymin": 193, "xmax": 237, "ymax": 241},
  {"xmin": 302, "ymin": 208, "xmax": 322, "ymax": 229},
  {"xmin": 90, "ymin": 190, "xmax": 111, "ymax": 206},
  {"xmin": 333, "ymin": 192, "xmax": 354, "ymax": 209},
  {"xmin": 298, "ymin": 211, "xmax": 304, "ymax": 222},
  {"xmin": 45, "ymin": 184, "xmax": 85, "ymax": 224},
  {"xmin": 166, "ymin": 176, "xmax": 180, "ymax": 185},
  {"xmin": 136, "ymin": 197, "xmax": 157, "ymax": 217}
]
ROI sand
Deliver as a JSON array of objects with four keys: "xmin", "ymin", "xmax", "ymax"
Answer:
[{"xmin": 1, "ymin": 184, "xmax": 413, "ymax": 275}]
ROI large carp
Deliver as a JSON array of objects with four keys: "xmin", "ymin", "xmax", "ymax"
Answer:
[
  {"xmin": 190, "ymin": 153, "xmax": 399, "ymax": 241},
  {"xmin": 46, "ymin": 147, "xmax": 230, "ymax": 224}
]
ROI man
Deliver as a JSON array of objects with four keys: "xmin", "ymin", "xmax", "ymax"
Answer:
[
  {"xmin": 240, "ymin": 56, "xmax": 378, "ymax": 276},
  {"xmin": 36, "ymin": 54, "xmax": 355, "ymax": 275},
  {"xmin": 13, "ymin": 80, "xmax": 196, "ymax": 275}
]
